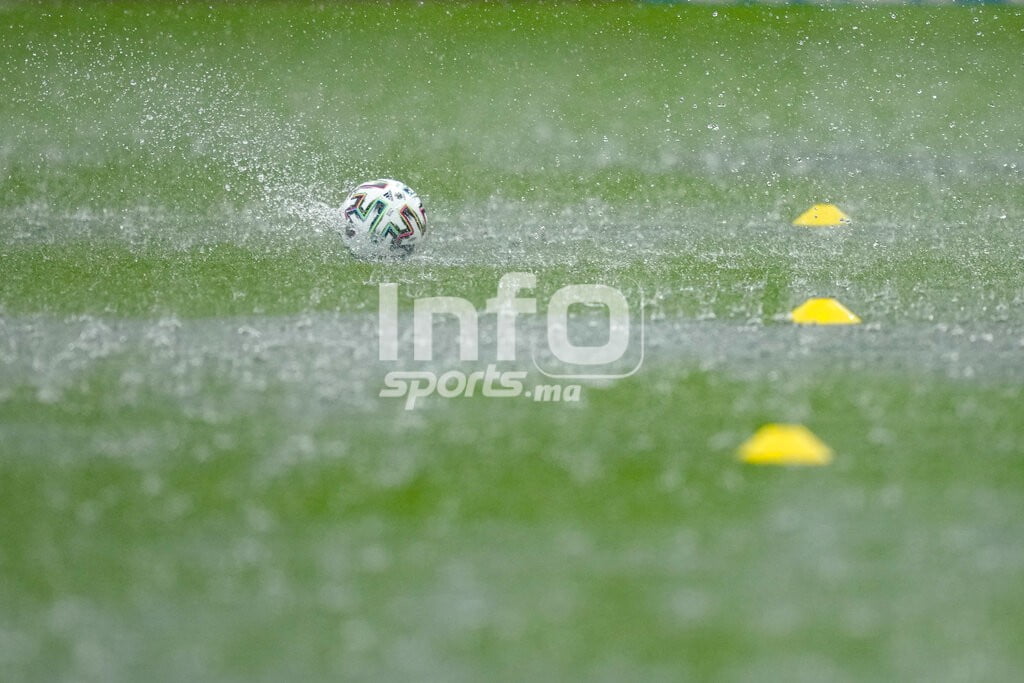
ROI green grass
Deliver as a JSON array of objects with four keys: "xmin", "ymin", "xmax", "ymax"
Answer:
[
  {"xmin": 3, "ymin": 226, "xmax": 1022, "ymax": 323},
  {"xmin": 2, "ymin": 2, "xmax": 1024, "ymax": 681}
]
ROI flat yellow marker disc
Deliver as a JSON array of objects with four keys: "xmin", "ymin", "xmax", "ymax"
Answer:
[
  {"xmin": 738, "ymin": 424, "xmax": 833, "ymax": 466},
  {"xmin": 793, "ymin": 203, "xmax": 850, "ymax": 227},
  {"xmin": 790, "ymin": 298, "xmax": 862, "ymax": 325}
]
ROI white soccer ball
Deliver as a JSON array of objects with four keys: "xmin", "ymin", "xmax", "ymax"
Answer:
[{"xmin": 340, "ymin": 179, "xmax": 427, "ymax": 257}]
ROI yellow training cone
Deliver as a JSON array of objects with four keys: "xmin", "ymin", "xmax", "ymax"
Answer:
[
  {"xmin": 790, "ymin": 298, "xmax": 862, "ymax": 325},
  {"xmin": 738, "ymin": 424, "xmax": 833, "ymax": 466},
  {"xmin": 793, "ymin": 203, "xmax": 849, "ymax": 227}
]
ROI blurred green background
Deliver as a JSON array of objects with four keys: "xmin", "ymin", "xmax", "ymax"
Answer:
[{"xmin": 2, "ymin": 3, "xmax": 1023, "ymax": 681}]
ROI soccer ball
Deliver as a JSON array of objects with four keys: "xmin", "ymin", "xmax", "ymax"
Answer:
[{"xmin": 340, "ymin": 179, "xmax": 427, "ymax": 257}]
